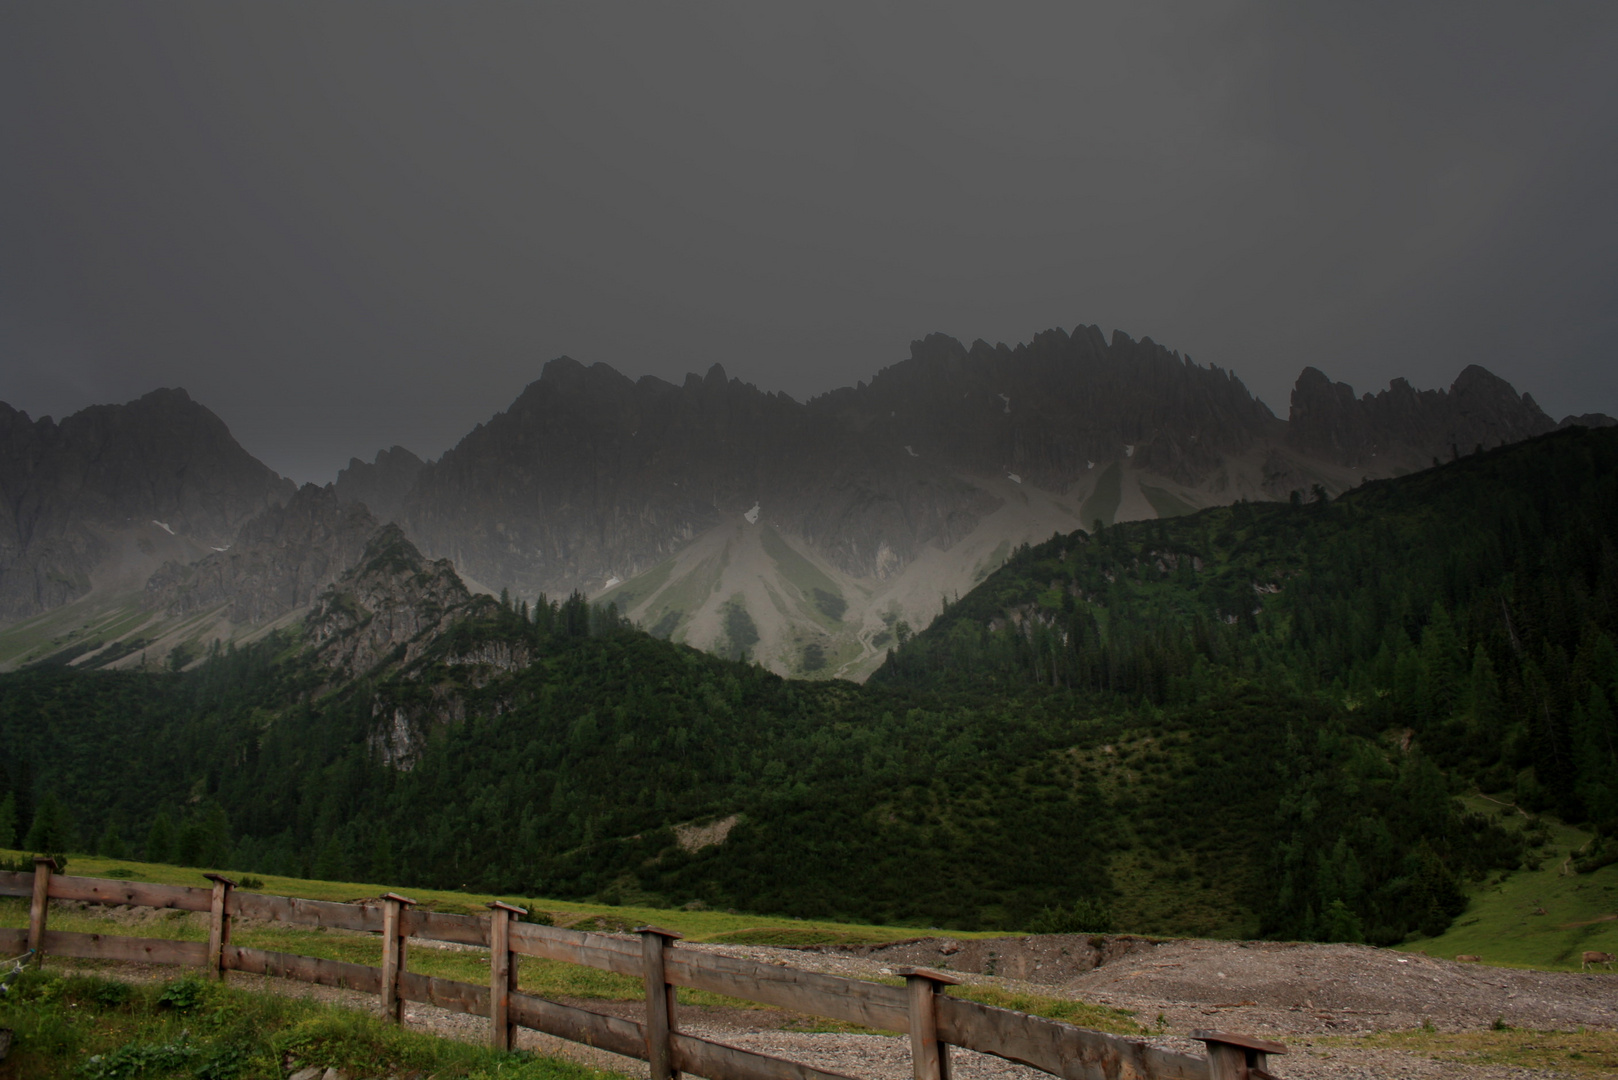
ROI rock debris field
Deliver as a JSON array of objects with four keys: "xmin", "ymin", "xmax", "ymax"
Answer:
[{"xmin": 61, "ymin": 929, "xmax": 1618, "ymax": 1080}]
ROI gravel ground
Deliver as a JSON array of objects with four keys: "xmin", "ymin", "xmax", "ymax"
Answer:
[{"xmin": 41, "ymin": 929, "xmax": 1618, "ymax": 1080}]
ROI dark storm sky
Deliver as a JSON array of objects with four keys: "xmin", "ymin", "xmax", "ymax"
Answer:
[{"xmin": 4, "ymin": 3, "xmax": 1616, "ymax": 483}]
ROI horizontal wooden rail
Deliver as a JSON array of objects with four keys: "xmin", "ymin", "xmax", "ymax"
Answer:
[
  {"xmin": 936, "ymin": 995, "xmax": 1204, "ymax": 1080},
  {"xmin": 41, "ymin": 929, "xmax": 208, "ymax": 967},
  {"xmin": 224, "ymin": 945, "xmax": 381, "ymax": 994},
  {"xmin": 665, "ymin": 948, "xmax": 910, "ymax": 1033},
  {"xmin": 5, "ymin": 866, "xmax": 1282, "ymax": 1079},
  {"xmin": 230, "ymin": 892, "xmax": 385, "ymax": 933},
  {"xmin": 0, "ymin": 870, "xmax": 36, "ymax": 898},
  {"xmin": 405, "ymin": 907, "xmax": 489, "ymax": 948},
  {"xmin": 673, "ymin": 1032, "xmax": 864, "ymax": 1080},
  {"xmin": 508, "ymin": 919, "xmax": 641, "ymax": 973},
  {"xmin": 51, "ymin": 874, "xmax": 212, "ymax": 912},
  {"xmin": 510, "ymin": 991, "xmax": 648, "ymax": 1058}
]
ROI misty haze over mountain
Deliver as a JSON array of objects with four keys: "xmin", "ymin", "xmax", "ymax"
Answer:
[
  {"xmin": 2, "ymin": 321, "xmax": 1607, "ymax": 679},
  {"xmin": 4, "ymin": 5, "xmax": 1616, "ymax": 482}
]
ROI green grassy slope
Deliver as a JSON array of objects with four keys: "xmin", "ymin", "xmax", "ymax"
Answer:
[{"xmin": 1400, "ymin": 800, "xmax": 1618, "ymax": 969}]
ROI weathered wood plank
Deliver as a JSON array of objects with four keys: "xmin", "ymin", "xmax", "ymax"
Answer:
[
  {"xmin": 935, "ymin": 996, "xmax": 1206, "ymax": 1080},
  {"xmin": 48, "ymin": 874, "xmax": 213, "ymax": 912},
  {"xmin": 229, "ymin": 892, "xmax": 385, "ymax": 933},
  {"xmin": 398, "ymin": 969, "xmax": 490, "ymax": 1017},
  {"xmin": 381, "ymin": 894, "xmax": 412, "ymax": 1023},
  {"xmin": 0, "ymin": 870, "xmax": 32, "ymax": 898},
  {"xmin": 402, "ymin": 908, "xmax": 489, "ymax": 948},
  {"xmin": 663, "ymin": 950, "xmax": 910, "ymax": 1033},
  {"xmin": 0, "ymin": 927, "xmax": 31, "ymax": 955},
  {"xmin": 223, "ymin": 945, "xmax": 382, "ymax": 994},
  {"xmin": 508, "ymin": 921, "xmax": 642, "ymax": 976},
  {"xmin": 489, "ymin": 905, "xmax": 517, "ymax": 1050},
  {"xmin": 641, "ymin": 929, "xmax": 677, "ymax": 1080},
  {"xmin": 205, "ymin": 877, "xmax": 231, "ymax": 979},
  {"xmin": 672, "ymin": 1033, "xmax": 867, "ymax": 1080},
  {"xmin": 509, "ymin": 992, "xmax": 648, "ymax": 1060},
  {"xmin": 905, "ymin": 972, "xmax": 948, "ymax": 1080},
  {"xmin": 28, "ymin": 860, "xmax": 54, "ymax": 959},
  {"xmin": 42, "ymin": 930, "xmax": 207, "ymax": 967}
]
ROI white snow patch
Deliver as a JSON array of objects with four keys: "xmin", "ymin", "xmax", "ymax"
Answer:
[
  {"xmin": 604, "ymin": 576, "xmax": 622, "ymax": 589},
  {"xmin": 904, "ymin": 445, "xmax": 919, "ymax": 457},
  {"xmin": 152, "ymin": 520, "xmax": 174, "ymax": 535},
  {"xmin": 1007, "ymin": 472, "xmax": 1022, "ymax": 484},
  {"xmin": 998, "ymin": 393, "xmax": 1011, "ymax": 413},
  {"xmin": 211, "ymin": 545, "xmax": 230, "ymax": 552},
  {"xmin": 1086, "ymin": 460, "xmax": 1095, "ymax": 470},
  {"xmin": 1124, "ymin": 444, "xmax": 1135, "ymax": 458},
  {"xmin": 744, "ymin": 503, "xmax": 760, "ymax": 524}
]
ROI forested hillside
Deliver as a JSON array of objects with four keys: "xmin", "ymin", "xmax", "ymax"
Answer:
[{"xmin": 3, "ymin": 428, "xmax": 1614, "ymax": 944}]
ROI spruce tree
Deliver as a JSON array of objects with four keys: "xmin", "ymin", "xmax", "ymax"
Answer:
[
  {"xmin": 23, "ymin": 792, "xmax": 73, "ymax": 853},
  {"xmin": 0, "ymin": 792, "xmax": 16, "ymax": 849},
  {"xmin": 146, "ymin": 812, "xmax": 175, "ymax": 864},
  {"xmin": 96, "ymin": 819, "xmax": 126, "ymax": 860}
]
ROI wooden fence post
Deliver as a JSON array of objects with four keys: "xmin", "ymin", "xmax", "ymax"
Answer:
[
  {"xmin": 899, "ymin": 967, "xmax": 959, "ymax": 1080},
  {"xmin": 487, "ymin": 901, "xmax": 526, "ymax": 1050},
  {"xmin": 381, "ymin": 892, "xmax": 416, "ymax": 1022},
  {"xmin": 1193, "ymin": 1030, "xmax": 1286, "ymax": 1080},
  {"xmin": 26, "ymin": 856, "xmax": 56, "ymax": 965},
  {"xmin": 637, "ymin": 925, "xmax": 683, "ymax": 1080},
  {"xmin": 203, "ymin": 873, "xmax": 236, "ymax": 979}
]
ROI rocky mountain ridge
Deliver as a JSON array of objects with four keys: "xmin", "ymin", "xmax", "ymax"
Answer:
[
  {"xmin": 145, "ymin": 484, "xmax": 380, "ymax": 626},
  {"xmin": 0, "ymin": 388, "xmax": 294, "ymax": 621},
  {"xmin": 0, "ymin": 323, "xmax": 1608, "ymax": 678}
]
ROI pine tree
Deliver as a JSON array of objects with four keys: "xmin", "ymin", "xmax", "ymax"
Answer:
[
  {"xmin": 146, "ymin": 812, "xmax": 175, "ymax": 864},
  {"xmin": 0, "ymin": 793, "xmax": 16, "ymax": 849},
  {"xmin": 176, "ymin": 817, "xmax": 205, "ymax": 867},
  {"xmin": 96, "ymin": 819, "xmax": 126, "ymax": 860},
  {"xmin": 23, "ymin": 792, "xmax": 74, "ymax": 853}
]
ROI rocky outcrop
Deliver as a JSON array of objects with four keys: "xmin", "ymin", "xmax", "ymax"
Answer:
[
  {"xmin": 145, "ymin": 484, "xmax": 379, "ymax": 624},
  {"xmin": 0, "ymin": 389, "xmax": 293, "ymax": 619},
  {"xmin": 333, "ymin": 445, "xmax": 425, "ymax": 524},
  {"xmin": 1561, "ymin": 413, "xmax": 1617, "ymax": 429},
  {"xmin": 1285, "ymin": 364, "xmax": 1561, "ymax": 467},
  {"xmin": 305, "ymin": 524, "xmax": 476, "ymax": 678}
]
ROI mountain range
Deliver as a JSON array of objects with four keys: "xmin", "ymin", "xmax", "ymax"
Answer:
[
  {"xmin": 5, "ymin": 425, "xmax": 1614, "ymax": 938},
  {"xmin": 1, "ymin": 324, "xmax": 1607, "ymax": 677}
]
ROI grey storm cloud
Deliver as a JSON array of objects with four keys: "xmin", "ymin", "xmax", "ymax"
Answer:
[{"xmin": 3, "ymin": 2, "xmax": 1616, "ymax": 482}]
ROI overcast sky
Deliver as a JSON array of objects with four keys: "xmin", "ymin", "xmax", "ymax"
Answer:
[{"xmin": 4, "ymin": 3, "xmax": 1616, "ymax": 483}]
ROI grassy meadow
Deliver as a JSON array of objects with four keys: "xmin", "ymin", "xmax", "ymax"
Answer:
[{"xmin": 1398, "ymin": 798, "xmax": 1618, "ymax": 970}]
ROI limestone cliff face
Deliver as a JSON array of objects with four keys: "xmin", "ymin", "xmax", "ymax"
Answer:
[
  {"xmin": 333, "ymin": 445, "xmax": 425, "ymax": 525},
  {"xmin": 0, "ymin": 389, "xmax": 293, "ymax": 619},
  {"xmin": 305, "ymin": 524, "xmax": 476, "ymax": 679},
  {"xmin": 145, "ymin": 483, "xmax": 379, "ymax": 624}
]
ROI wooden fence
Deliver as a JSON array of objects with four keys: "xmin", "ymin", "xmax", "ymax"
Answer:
[{"xmin": 0, "ymin": 859, "xmax": 1284, "ymax": 1080}]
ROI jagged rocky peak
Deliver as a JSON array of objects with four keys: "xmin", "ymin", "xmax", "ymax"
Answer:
[
  {"xmin": 840, "ymin": 324, "xmax": 1279, "ymax": 487},
  {"xmin": 333, "ymin": 445, "xmax": 425, "ymax": 524},
  {"xmin": 305, "ymin": 523, "xmax": 476, "ymax": 678},
  {"xmin": 145, "ymin": 483, "xmax": 379, "ymax": 625},
  {"xmin": 1286, "ymin": 364, "xmax": 1557, "ymax": 466},
  {"xmin": 0, "ymin": 388, "xmax": 294, "ymax": 619}
]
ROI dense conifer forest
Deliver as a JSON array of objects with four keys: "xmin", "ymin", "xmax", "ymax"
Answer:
[{"xmin": 2, "ymin": 427, "xmax": 1614, "ymax": 945}]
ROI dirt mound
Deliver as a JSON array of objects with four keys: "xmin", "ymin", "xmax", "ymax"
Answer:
[
  {"xmin": 769, "ymin": 933, "xmax": 1618, "ymax": 1039},
  {"xmin": 802, "ymin": 933, "xmax": 1157, "ymax": 983}
]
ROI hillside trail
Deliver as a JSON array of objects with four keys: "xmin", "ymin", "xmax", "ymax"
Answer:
[{"xmin": 50, "ymin": 932, "xmax": 1617, "ymax": 1080}]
